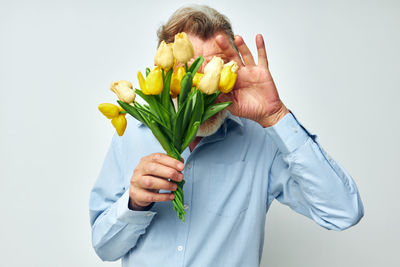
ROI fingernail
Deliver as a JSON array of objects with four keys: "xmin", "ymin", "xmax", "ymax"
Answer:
[
  {"xmin": 234, "ymin": 35, "xmax": 243, "ymax": 45},
  {"xmin": 170, "ymin": 194, "xmax": 175, "ymax": 200},
  {"xmin": 178, "ymin": 163, "xmax": 184, "ymax": 170}
]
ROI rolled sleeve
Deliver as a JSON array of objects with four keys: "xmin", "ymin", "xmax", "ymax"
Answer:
[{"xmin": 116, "ymin": 190, "xmax": 157, "ymax": 225}]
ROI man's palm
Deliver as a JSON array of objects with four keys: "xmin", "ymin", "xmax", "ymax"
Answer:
[{"xmin": 216, "ymin": 34, "xmax": 288, "ymax": 127}]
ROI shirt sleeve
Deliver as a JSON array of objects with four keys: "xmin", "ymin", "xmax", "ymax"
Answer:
[
  {"xmin": 265, "ymin": 112, "xmax": 364, "ymax": 231},
  {"xmin": 89, "ymin": 134, "xmax": 156, "ymax": 261}
]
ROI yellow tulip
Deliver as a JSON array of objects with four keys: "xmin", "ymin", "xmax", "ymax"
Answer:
[
  {"xmin": 170, "ymin": 66, "xmax": 186, "ymax": 96},
  {"xmin": 110, "ymin": 80, "xmax": 136, "ymax": 104},
  {"xmin": 137, "ymin": 66, "xmax": 164, "ymax": 95},
  {"xmin": 198, "ymin": 56, "xmax": 224, "ymax": 94},
  {"xmin": 192, "ymin": 72, "xmax": 204, "ymax": 88},
  {"xmin": 172, "ymin": 32, "xmax": 194, "ymax": 64},
  {"xmin": 154, "ymin": 41, "xmax": 174, "ymax": 70},
  {"xmin": 98, "ymin": 103, "xmax": 120, "ymax": 119},
  {"xmin": 219, "ymin": 60, "xmax": 238, "ymax": 93},
  {"xmin": 111, "ymin": 114, "xmax": 127, "ymax": 136}
]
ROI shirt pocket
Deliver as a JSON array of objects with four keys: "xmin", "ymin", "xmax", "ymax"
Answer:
[{"xmin": 206, "ymin": 161, "xmax": 253, "ymax": 217}]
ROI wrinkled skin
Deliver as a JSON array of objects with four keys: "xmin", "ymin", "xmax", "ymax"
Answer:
[{"xmin": 188, "ymin": 33, "xmax": 289, "ymax": 128}]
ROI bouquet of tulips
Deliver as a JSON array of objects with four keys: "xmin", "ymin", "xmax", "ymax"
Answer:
[{"xmin": 98, "ymin": 32, "xmax": 238, "ymax": 221}]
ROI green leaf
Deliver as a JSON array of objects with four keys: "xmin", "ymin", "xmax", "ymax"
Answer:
[
  {"xmin": 178, "ymin": 90, "xmax": 204, "ymax": 153},
  {"xmin": 181, "ymin": 91, "xmax": 195, "ymax": 134},
  {"xmin": 158, "ymin": 102, "xmax": 172, "ymax": 130},
  {"xmin": 136, "ymin": 89, "xmax": 170, "ymax": 127},
  {"xmin": 188, "ymin": 90, "xmax": 204, "ymax": 128},
  {"xmin": 169, "ymin": 98, "xmax": 176, "ymax": 116},
  {"xmin": 145, "ymin": 67, "xmax": 151, "ymax": 77},
  {"xmin": 148, "ymin": 120, "xmax": 180, "ymax": 160},
  {"xmin": 180, "ymin": 121, "xmax": 200, "ymax": 153},
  {"xmin": 159, "ymin": 68, "xmax": 173, "ymax": 127},
  {"xmin": 161, "ymin": 68, "xmax": 173, "ymax": 110},
  {"xmin": 201, "ymin": 101, "xmax": 232, "ymax": 124},
  {"xmin": 204, "ymin": 91, "xmax": 221, "ymax": 109},
  {"xmin": 188, "ymin": 56, "xmax": 204, "ymax": 74},
  {"xmin": 172, "ymin": 100, "xmax": 187, "ymax": 149},
  {"xmin": 135, "ymin": 89, "xmax": 161, "ymax": 117},
  {"xmin": 117, "ymin": 101, "xmax": 147, "ymax": 126},
  {"xmin": 178, "ymin": 72, "xmax": 192, "ymax": 108},
  {"xmin": 134, "ymin": 103, "xmax": 173, "ymax": 140}
]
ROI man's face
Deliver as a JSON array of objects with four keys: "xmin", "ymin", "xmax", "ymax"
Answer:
[
  {"xmin": 187, "ymin": 33, "xmax": 231, "ymax": 137},
  {"xmin": 187, "ymin": 33, "xmax": 230, "ymax": 73}
]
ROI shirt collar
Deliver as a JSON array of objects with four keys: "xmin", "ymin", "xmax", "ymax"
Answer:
[{"xmin": 225, "ymin": 111, "xmax": 244, "ymax": 129}]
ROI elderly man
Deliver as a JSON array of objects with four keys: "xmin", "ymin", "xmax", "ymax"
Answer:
[{"xmin": 89, "ymin": 5, "xmax": 363, "ymax": 267}]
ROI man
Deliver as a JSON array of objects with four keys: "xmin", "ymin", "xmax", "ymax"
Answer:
[{"xmin": 89, "ymin": 5, "xmax": 363, "ymax": 267}]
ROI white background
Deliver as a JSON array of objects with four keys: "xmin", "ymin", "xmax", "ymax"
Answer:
[{"xmin": 1, "ymin": 0, "xmax": 399, "ymax": 266}]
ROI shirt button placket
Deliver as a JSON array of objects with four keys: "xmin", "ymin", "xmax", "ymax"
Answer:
[{"xmin": 176, "ymin": 159, "xmax": 193, "ymax": 266}]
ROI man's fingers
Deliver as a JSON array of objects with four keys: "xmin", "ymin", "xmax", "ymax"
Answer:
[
  {"xmin": 134, "ymin": 187, "xmax": 175, "ymax": 204},
  {"xmin": 217, "ymin": 92, "xmax": 233, "ymax": 103},
  {"xmin": 142, "ymin": 161, "xmax": 183, "ymax": 182},
  {"xmin": 149, "ymin": 153, "xmax": 184, "ymax": 172},
  {"xmin": 234, "ymin": 35, "xmax": 255, "ymax": 66},
  {"xmin": 137, "ymin": 176, "xmax": 178, "ymax": 191},
  {"xmin": 215, "ymin": 34, "xmax": 244, "ymax": 67},
  {"xmin": 256, "ymin": 34, "xmax": 268, "ymax": 67}
]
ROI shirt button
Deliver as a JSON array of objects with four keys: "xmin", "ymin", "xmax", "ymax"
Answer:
[
  {"xmin": 183, "ymin": 204, "xmax": 189, "ymax": 210},
  {"xmin": 186, "ymin": 163, "xmax": 191, "ymax": 169},
  {"xmin": 292, "ymin": 127, "xmax": 299, "ymax": 133},
  {"xmin": 146, "ymin": 212, "xmax": 152, "ymax": 216},
  {"xmin": 177, "ymin": 245, "xmax": 184, "ymax": 252}
]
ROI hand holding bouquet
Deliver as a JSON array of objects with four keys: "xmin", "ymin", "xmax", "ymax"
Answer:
[{"xmin": 98, "ymin": 32, "xmax": 238, "ymax": 221}]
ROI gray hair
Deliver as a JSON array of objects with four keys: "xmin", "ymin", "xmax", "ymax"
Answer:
[{"xmin": 157, "ymin": 5, "xmax": 235, "ymax": 47}]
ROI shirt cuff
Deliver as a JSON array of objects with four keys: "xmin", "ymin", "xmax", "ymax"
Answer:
[
  {"xmin": 116, "ymin": 189, "xmax": 157, "ymax": 225},
  {"xmin": 265, "ymin": 112, "xmax": 313, "ymax": 154}
]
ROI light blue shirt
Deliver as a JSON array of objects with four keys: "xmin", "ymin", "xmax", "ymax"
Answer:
[{"xmin": 89, "ymin": 112, "xmax": 363, "ymax": 267}]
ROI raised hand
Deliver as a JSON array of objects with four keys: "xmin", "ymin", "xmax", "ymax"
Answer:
[{"xmin": 216, "ymin": 34, "xmax": 289, "ymax": 127}]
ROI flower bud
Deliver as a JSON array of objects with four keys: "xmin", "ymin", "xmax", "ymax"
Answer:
[
  {"xmin": 192, "ymin": 72, "xmax": 204, "ymax": 88},
  {"xmin": 98, "ymin": 103, "xmax": 120, "ymax": 119},
  {"xmin": 111, "ymin": 114, "xmax": 127, "ymax": 136},
  {"xmin": 110, "ymin": 80, "xmax": 136, "ymax": 103},
  {"xmin": 219, "ymin": 60, "xmax": 238, "ymax": 93},
  {"xmin": 170, "ymin": 66, "xmax": 186, "ymax": 96},
  {"xmin": 198, "ymin": 56, "xmax": 224, "ymax": 94},
  {"xmin": 137, "ymin": 66, "xmax": 164, "ymax": 95},
  {"xmin": 172, "ymin": 32, "xmax": 194, "ymax": 64},
  {"xmin": 154, "ymin": 41, "xmax": 174, "ymax": 70}
]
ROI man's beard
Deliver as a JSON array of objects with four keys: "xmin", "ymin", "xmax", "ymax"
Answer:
[
  {"xmin": 172, "ymin": 97, "xmax": 227, "ymax": 137},
  {"xmin": 196, "ymin": 109, "xmax": 228, "ymax": 137}
]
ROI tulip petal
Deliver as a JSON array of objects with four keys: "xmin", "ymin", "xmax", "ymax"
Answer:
[
  {"xmin": 172, "ymin": 32, "xmax": 194, "ymax": 64},
  {"xmin": 98, "ymin": 103, "xmax": 120, "ymax": 119},
  {"xmin": 137, "ymin": 71, "xmax": 148, "ymax": 94},
  {"xmin": 111, "ymin": 114, "xmax": 127, "ymax": 136}
]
